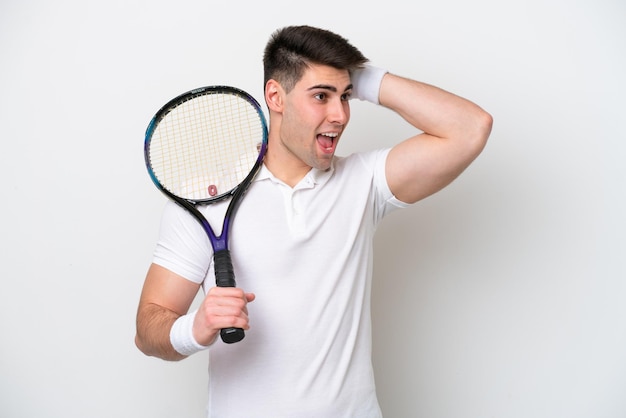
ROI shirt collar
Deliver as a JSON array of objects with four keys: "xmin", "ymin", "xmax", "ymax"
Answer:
[{"xmin": 254, "ymin": 160, "xmax": 335, "ymax": 188}]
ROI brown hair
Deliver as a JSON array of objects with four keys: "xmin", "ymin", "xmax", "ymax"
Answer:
[{"xmin": 263, "ymin": 25, "xmax": 368, "ymax": 93}]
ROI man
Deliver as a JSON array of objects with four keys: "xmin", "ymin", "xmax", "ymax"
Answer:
[{"xmin": 136, "ymin": 25, "xmax": 492, "ymax": 417}]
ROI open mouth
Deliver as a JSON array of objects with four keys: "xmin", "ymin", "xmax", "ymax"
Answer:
[{"xmin": 317, "ymin": 132, "xmax": 338, "ymax": 154}]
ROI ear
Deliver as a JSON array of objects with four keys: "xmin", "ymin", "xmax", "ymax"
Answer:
[{"xmin": 265, "ymin": 79, "xmax": 283, "ymax": 113}]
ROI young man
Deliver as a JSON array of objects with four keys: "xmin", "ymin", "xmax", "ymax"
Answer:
[{"xmin": 136, "ymin": 25, "xmax": 492, "ymax": 417}]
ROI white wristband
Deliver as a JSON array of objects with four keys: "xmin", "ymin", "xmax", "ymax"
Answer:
[
  {"xmin": 350, "ymin": 63, "xmax": 387, "ymax": 104},
  {"xmin": 170, "ymin": 309, "xmax": 210, "ymax": 356}
]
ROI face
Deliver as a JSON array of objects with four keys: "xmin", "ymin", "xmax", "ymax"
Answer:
[{"xmin": 270, "ymin": 64, "xmax": 352, "ymax": 173}]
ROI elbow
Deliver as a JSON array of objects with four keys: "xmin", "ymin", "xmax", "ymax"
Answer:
[
  {"xmin": 476, "ymin": 110, "xmax": 493, "ymax": 148},
  {"xmin": 135, "ymin": 332, "xmax": 149, "ymax": 356},
  {"xmin": 467, "ymin": 109, "xmax": 493, "ymax": 158},
  {"xmin": 134, "ymin": 326, "xmax": 157, "ymax": 358}
]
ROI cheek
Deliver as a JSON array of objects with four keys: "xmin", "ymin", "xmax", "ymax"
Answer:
[
  {"xmin": 279, "ymin": 111, "xmax": 300, "ymax": 142},
  {"xmin": 284, "ymin": 107, "xmax": 316, "ymax": 139}
]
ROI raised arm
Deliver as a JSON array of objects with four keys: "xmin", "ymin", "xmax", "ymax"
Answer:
[
  {"xmin": 382, "ymin": 73, "xmax": 492, "ymax": 204},
  {"xmin": 353, "ymin": 66, "xmax": 492, "ymax": 204}
]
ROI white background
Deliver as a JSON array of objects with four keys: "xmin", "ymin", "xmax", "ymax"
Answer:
[{"xmin": 1, "ymin": 1, "xmax": 624, "ymax": 417}]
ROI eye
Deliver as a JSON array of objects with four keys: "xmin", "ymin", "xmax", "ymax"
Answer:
[
  {"xmin": 314, "ymin": 92, "xmax": 327, "ymax": 101},
  {"xmin": 342, "ymin": 92, "xmax": 352, "ymax": 101}
]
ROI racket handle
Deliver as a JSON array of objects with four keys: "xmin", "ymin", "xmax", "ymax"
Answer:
[
  {"xmin": 214, "ymin": 249, "xmax": 236, "ymax": 287},
  {"xmin": 213, "ymin": 249, "xmax": 245, "ymax": 344}
]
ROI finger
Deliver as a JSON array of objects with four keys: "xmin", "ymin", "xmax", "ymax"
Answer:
[
  {"xmin": 207, "ymin": 286, "xmax": 246, "ymax": 298},
  {"xmin": 197, "ymin": 303, "xmax": 251, "ymax": 331}
]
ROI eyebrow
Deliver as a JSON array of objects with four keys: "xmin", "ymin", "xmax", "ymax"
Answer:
[{"xmin": 307, "ymin": 84, "xmax": 353, "ymax": 93}]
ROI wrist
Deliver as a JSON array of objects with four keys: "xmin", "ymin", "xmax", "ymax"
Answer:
[
  {"xmin": 169, "ymin": 309, "xmax": 210, "ymax": 356},
  {"xmin": 350, "ymin": 63, "xmax": 387, "ymax": 104}
]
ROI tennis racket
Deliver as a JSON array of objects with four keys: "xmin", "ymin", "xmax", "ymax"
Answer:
[{"xmin": 144, "ymin": 85, "xmax": 268, "ymax": 344}]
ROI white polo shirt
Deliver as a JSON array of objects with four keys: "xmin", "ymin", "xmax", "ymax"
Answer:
[{"xmin": 153, "ymin": 148, "xmax": 409, "ymax": 418}]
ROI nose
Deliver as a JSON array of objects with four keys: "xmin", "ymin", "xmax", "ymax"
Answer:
[{"xmin": 328, "ymin": 98, "xmax": 349, "ymax": 125}]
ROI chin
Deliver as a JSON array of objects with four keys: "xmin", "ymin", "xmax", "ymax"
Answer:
[{"xmin": 314, "ymin": 160, "xmax": 333, "ymax": 171}]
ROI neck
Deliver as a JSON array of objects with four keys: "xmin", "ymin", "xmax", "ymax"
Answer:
[{"xmin": 264, "ymin": 146, "xmax": 311, "ymax": 188}]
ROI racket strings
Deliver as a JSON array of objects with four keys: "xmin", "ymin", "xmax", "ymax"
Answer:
[{"xmin": 149, "ymin": 92, "xmax": 264, "ymax": 200}]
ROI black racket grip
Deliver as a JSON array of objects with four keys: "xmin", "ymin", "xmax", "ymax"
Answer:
[{"xmin": 213, "ymin": 249, "xmax": 245, "ymax": 344}]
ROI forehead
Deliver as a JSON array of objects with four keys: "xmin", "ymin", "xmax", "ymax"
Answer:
[{"xmin": 296, "ymin": 63, "xmax": 351, "ymax": 91}]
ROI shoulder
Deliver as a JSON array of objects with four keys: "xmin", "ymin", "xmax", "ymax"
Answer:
[
  {"xmin": 330, "ymin": 149, "xmax": 398, "ymax": 203},
  {"xmin": 333, "ymin": 148, "xmax": 390, "ymax": 172}
]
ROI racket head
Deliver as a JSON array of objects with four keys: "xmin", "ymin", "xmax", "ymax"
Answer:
[{"xmin": 144, "ymin": 86, "xmax": 268, "ymax": 204}]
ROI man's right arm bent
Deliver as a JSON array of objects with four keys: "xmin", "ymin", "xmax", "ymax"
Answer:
[{"xmin": 135, "ymin": 263, "xmax": 255, "ymax": 361}]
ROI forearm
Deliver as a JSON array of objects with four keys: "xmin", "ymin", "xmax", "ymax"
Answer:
[{"xmin": 135, "ymin": 302, "xmax": 187, "ymax": 361}]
